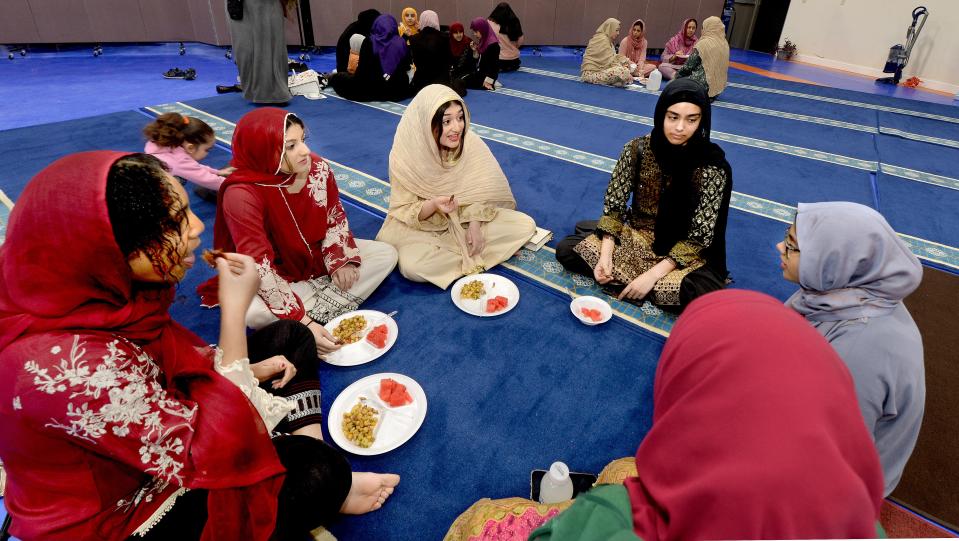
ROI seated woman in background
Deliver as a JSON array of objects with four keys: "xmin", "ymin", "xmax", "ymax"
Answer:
[
  {"xmin": 143, "ymin": 112, "xmax": 234, "ymax": 201},
  {"xmin": 488, "ymin": 2, "xmax": 525, "ymax": 72},
  {"xmin": 0, "ymin": 151, "xmax": 400, "ymax": 541},
  {"xmin": 329, "ymin": 14, "xmax": 413, "ymax": 102},
  {"xmin": 410, "ymin": 10, "xmax": 458, "ymax": 95},
  {"xmin": 198, "ymin": 108, "xmax": 397, "ymax": 356},
  {"xmin": 675, "ymin": 16, "xmax": 730, "ymax": 99},
  {"xmin": 376, "ymin": 84, "xmax": 536, "ymax": 289},
  {"xmin": 449, "ymin": 22, "xmax": 474, "ymax": 77},
  {"xmin": 398, "ymin": 6, "xmax": 419, "ymax": 42},
  {"xmin": 659, "ymin": 18, "xmax": 698, "ymax": 80},
  {"xmin": 556, "ymin": 79, "xmax": 732, "ymax": 312},
  {"xmin": 335, "ymin": 8, "xmax": 380, "ymax": 74},
  {"xmin": 619, "ymin": 18, "xmax": 655, "ymax": 78},
  {"xmin": 580, "ymin": 18, "xmax": 633, "ymax": 87},
  {"xmin": 779, "ymin": 201, "xmax": 925, "ymax": 497},
  {"xmin": 446, "ymin": 290, "xmax": 885, "ymax": 541},
  {"xmin": 453, "ymin": 18, "xmax": 502, "ymax": 91}
]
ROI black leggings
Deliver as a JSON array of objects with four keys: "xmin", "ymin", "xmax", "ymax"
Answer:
[
  {"xmin": 555, "ymin": 220, "xmax": 727, "ymax": 312},
  {"xmin": 248, "ymin": 320, "xmax": 323, "ymax": 433},
  {"xmin": 134, "ymin": 435, "xmax": 352, "ymax": 541}
]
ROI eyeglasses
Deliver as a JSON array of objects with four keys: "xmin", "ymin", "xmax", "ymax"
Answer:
[{"xmin": 782, "ymin": 226, "xmax": 800, "ymax": 259}]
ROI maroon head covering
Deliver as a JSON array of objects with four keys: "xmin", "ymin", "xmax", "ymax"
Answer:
[
  {"xmin": 625, "ymin": 290, "xmax": 884, "ymax": 540},
  {"xmin": 450, "ymin": 21, "xmax": 469, "ymax": 57},
  {"xmin": 664, "ymin": 17, "xmax": 698, "ymax": 56},
  {"xmin": 470, "ymin": 17, "xmax": 500, "ymax": 54},
  {"xmin": 0, "ymin": 151, "xmax": 284, "ymax": 540}
]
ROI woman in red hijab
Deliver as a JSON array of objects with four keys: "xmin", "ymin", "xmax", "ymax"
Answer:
[
  {"xmin": 0, "ymin": 152, "xmax": 399, "ymax": 540},
  {"xmin": 446, "ymin": 290, "xmax": 884, "ymax": 540},
  {"xmin": 199, "ymin": 108, "xmax": 398, "ymax": 363}
]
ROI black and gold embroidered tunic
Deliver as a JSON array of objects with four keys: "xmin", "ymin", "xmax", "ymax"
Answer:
[{"xmin": 573, "ymin": 134, "xmax": 731, "ymax": 306}]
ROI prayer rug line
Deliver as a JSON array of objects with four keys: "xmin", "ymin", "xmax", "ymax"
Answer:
[{"xmin": 517, "ymin": 66, "xmax": 959, "ymax": 125}]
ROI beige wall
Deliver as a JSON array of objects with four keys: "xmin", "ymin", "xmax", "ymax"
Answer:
[
  {"xmin": 781, "ymin": 0, "xmax": 958, "ymax": 94},
  {"xmin": 0, "ymin": 0, "xmax": 722, "ymax": 48}
]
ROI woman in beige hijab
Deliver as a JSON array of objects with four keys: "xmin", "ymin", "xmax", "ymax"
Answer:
[
  {"xmin": 376, "ymin": 84, "xmax": 536, "ymax": 289},
  {"xmin": 675, "ymin": 16, "xmax": 729, "ymax": 98},
  {"xmin": 580, "ymin": 18, "xmax": 633, "ymax": 87}
]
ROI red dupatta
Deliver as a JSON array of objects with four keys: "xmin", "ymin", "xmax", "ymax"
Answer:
[
  {"xmin": 626, "ymin": 290, "xmax": 883, "ymax": 540},
  {"xmin": 0, "ymin": 151, "xmax": 284, "ymax": 541},
  {"xmin": 198, "ymin": 108, "xmax": 359, "ymax": 312}
]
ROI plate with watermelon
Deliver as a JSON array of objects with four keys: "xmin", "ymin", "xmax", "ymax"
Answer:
[
  {"xmin": 328, "ymin": 372, "xmax": 427, "ymax": 455},
  {"xmin": 322, "ymin": 310, "xmax": 399, "ymax": 366},
  {"xmin": 450, "ymin": 273, "xmax": 520, "ymax": 317}
]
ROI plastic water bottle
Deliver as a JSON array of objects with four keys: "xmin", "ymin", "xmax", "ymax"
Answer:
[
  {"xmin": 646, "ymin": 68, "xmax": 662, "ymax": 91},
  {"xmin": 539, "ymin": 461, "xmax": 574, "ymax": 504}
]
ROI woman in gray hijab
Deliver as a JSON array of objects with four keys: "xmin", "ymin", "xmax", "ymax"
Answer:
[
  {"xmin": 778, "ymin": 201, "xmax": 925, "ymax": 496},
  {"xmin": 228, "ymin": 0, "xmax": 294, "ymax": 104}
]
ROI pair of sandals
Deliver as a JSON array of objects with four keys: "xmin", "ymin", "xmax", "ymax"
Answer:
[{"xmin": 163, "ymin": 67, "xmax": 197, "ymax": 80}]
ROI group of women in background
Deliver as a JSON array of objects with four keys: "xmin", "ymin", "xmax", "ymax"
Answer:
[
  {"xmin": 581, "ymin": 15, "xmax": 730, "ymax": 99},
  {"xmin": 329, "ymin": 3, "xmax": 525, "ymax": 102},
  {"xmin": 0, "ymin": 5, "xmax": 926, "ymax": 540}
]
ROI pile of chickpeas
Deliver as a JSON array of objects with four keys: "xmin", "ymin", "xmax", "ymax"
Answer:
[
  {"xmin": 460, "ymin": 280, "xmax": 486, "ymax": 300},
  {"xmin": 342, "ymin": 399, "xmax": 379, "ymax": 448},
  {"xmin": 333, "ymin": 315, "xmax": 367, "ymax": 344}
]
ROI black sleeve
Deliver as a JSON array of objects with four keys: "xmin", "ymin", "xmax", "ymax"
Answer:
[
  {"xmin": 355, "ymin": 38, "xmax": 382, "ymax": 82},
  {"xmin": 479, "ymin": 43, "xmax": 501, "ymax": 82},
  {"xmin": 335, "ymin": 23, "xmax": 356, "ymax": 73}
]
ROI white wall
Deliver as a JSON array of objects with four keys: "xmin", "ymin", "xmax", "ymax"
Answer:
[{"xmin": 780, "ymin": 0, "xmax": 959, "ymax": 94}]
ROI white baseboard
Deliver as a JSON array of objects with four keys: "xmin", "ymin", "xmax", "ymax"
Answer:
[{"xmin": 791, "ymin": 53, "xmax": 959, "ymax": 96}]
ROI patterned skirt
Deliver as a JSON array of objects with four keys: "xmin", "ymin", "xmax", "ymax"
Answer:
[
  {"xmin": 572, "ymin": 225, "xmax": 702, "ymax": 306},
  {"xmin": 581, "ymin": 65, "xmax": 633, "ymax": 87}
]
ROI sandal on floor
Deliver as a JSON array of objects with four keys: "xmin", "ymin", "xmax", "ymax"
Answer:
[{"xmin": 183, "ymin": 68, "xmax": 197, "ymax": 81}]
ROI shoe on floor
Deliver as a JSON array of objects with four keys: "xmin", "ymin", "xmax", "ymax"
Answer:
[
  {"xmin": 216, "ymin": 84, "xmax": 242, "ymax": 94},
  {"xmin": 183, "ymin": 68, "xmax": 197, "ymax": 81},
  {"xmin": 163, "ymin": 68, "xmax": 186, "ymax": 79}
]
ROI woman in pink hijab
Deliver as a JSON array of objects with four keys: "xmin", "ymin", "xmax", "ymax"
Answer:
[
  {"xmin": 619, "ymin": 19, "xmax": 654, "ymax": 78},
  {"xmin": 659, "ymin": 18, "xmax": 698, "ymax": 80}
]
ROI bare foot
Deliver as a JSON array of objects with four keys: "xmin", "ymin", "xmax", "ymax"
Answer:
[{"xmin": 340, "ymin": 472, "xmax": 400, "ymax": 515}]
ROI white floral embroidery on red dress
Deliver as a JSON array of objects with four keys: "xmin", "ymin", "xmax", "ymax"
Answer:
[
  {"xmin": 256, "ymin": 255, "xmax": 300, "ymax": 316},
  {"xmin": 22, "ymin": 335, "xmax": 195, "ymax": 487}
]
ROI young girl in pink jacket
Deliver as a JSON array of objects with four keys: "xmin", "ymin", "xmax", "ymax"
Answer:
[{"xmin": 143, "ymin": 112, "xmax": 234, "ymax": 192}]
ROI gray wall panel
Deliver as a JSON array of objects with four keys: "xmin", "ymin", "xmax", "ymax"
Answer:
[
  {"xmin": 139, "ymin": 0, "xmax": 194, "ymax": 42},
  {"xmin": 9, "ymin": 1, "xmax": 724, "ymax": 47},
  {"xmin": 85, "ymin": 0, "xmax": 147, "ymax": 43},
  {"xmin": 29, "ymin": 0, "xmax": 93, "ymax": 42},
  {"xmin": 0, "ymin": 0, "xmax": 42, "ymax": 43}
]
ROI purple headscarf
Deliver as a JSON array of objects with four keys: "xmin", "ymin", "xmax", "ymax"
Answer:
[
  {"xmin": 470, "ymin": 17, "xmax": 499, "ymax": 54},
  {"xmin": 786, "ymin": 202, "xmax": 923, "ymax": 321},
  {"xmin": 370, "ymin": 14, "xmax": 408, "ymax": 76}
]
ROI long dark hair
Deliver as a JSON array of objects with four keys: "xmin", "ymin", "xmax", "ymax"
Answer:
[
  {"xmin": 106, "ymin": 153, "xmax": 188, "ymax": 280},
  {"xmin": 489, "ymin": 2, "xmax": 523, "ymax": 42}
]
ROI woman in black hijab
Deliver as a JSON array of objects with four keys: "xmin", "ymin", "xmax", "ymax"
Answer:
[
  {"xmin": 556, "ymin": 79, "xmax": 732, "ymax": 312},
  {"xmin": 336, "ymin": 8, "xmax": 381, "ymax": 73}
]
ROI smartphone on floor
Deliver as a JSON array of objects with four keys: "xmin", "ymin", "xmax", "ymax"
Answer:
[{"xmin": 530, "ymin": 469, "xmax": 598, "ymax": 501}]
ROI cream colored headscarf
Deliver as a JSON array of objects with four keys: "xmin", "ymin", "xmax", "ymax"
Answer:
[
  {"xmin": 695, "ymin": 16, "xmax": 730, "ymax": 97},
  {"xmin": 581, "ymin": 18, "xmax": 621, "ymax": 73},
  {"xmin": 388, "ymin": 84, "xmax": 516, "ymax": 271}
]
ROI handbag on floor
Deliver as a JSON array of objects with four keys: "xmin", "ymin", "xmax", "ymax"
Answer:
[{"xmin": 288, "ymin": 70, "xmax": 325, "ymax": 100}]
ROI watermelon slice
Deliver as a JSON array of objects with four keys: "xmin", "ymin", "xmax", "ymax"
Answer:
[
  {"xmin": 366, "ymin": 324, "xmax": 389, "ymax": 348},
  {"xmin": 580, "ymin": 307, "xmax": 603, "ymax": 322},
  {"xmin": 379, "ymin": 378, "xmax": 413, "ymax": 407},
  {"xmin": 485, "ymin": 295, "xmax": 509, "ymax": 313}
]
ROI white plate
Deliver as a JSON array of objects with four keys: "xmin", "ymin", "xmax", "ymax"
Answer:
[
  {"xmin": 328, "ymin": 372, "xmax": 427, "ymax": 455},
  {"xmin": 450, "ymin": 273, "xmax": 520, "ymax": 317},
  {"xmin": 322, "ymin": 310, "xmax": 398, "ymax": 366}
]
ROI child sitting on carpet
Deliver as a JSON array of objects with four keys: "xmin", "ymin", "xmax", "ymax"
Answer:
[
  {"xmin": 0, "ymin": 151, "xmax": 400, "ymax": 540},
  {"xmin": 144, "ymin": 112, "xmax": 234, "ymax": 198},
  {"xmin": 348, "ymin": 33, "xmax": 365, "ymax": 74},
  {"xmin": 778, "ymin": 201, "xmax": 925, "ymax": 497}
]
